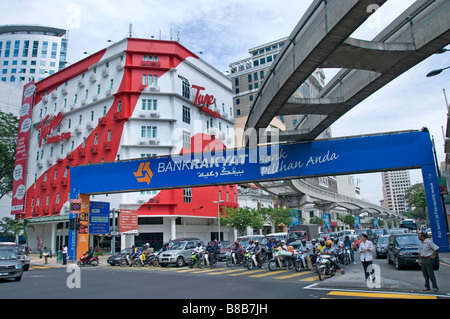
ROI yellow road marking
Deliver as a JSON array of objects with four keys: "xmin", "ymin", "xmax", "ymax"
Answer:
[
  {"xmin": 207, "ymin": 268, "xmax": 248, "ymax": 275},
  {"xmin": 327, "ymin": 291, "xmax": 436, "ymax": 299},
  {"xmin": 229, "ymin": 269, "xmax": 264, "ymax": 276},
  {"xmin": 274, "ymin": 271, "xmax": 311, "ymax": 280},
  {"xmin": 300, "ymin": 276, "xmax": 319, "ymax": 281},
  {"xmin": 249, "ymin": 271, "xmax": 282, "ymax": 278}
]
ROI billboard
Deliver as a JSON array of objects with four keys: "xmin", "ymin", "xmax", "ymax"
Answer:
[
  {"xmin": 70, "ymin": 130, "xmax": 449, "ymax": 252},
  {"xmin": 11, "ymin": 82, "xmax": 35, "ymax": 214},
  {"xmin": 89, "ymin": 201, "xmax": 110, "ymax": 235},
  {"xmin": 119, "ymin": 209, "xmax": 138, "ymax": 234}
]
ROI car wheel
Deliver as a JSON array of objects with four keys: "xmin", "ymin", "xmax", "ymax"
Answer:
[
  {"xmin": 160, "ymin": 263, "xmax": 168, "ymax": 267},
  {"xmin": 15, "ymin": 276, "xmax": 22, "ymax": 281},
  {"xmin": 23, "ymin": 265, "xmax": 29, "ymax": 271},
  {"xmin": 176, "ymin": 256, "xmax": 184, "ymax": 267}
]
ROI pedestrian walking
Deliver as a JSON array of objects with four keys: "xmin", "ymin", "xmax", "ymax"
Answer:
[
  {"xmin": 418, "ymin": 231, "xmax": 439, "ymax": 292},
  {"xmin": 359, "ymin": 234, "xmax": 375, "ymax": 283},
  {"xmin": 62, "ymin": 245, "xmax": 68, "ymax": 265}
]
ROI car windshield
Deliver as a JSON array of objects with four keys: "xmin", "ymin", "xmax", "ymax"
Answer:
[
  {"xmin": 169, "ymin": 242, "xmax": 186, "ymax": 250},
  {"xmin": 0, "ymin": 248, "xmax": 17, "ymax": 260},
  {"xmin": 396, "ymin": 235, "xmax": 420, "ymax": 246},
  {"xmin": 377, "ymin": 236, "xmax": 389, "ymax": 244}
]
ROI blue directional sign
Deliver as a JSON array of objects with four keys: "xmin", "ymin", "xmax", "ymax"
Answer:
[
  {"xmin": 70, "ymin": 130, "xmax": 449, "ymax": 252},
  {"xmin": 89, "ymin": 201, "xmax": 110, "ymax": 234}
]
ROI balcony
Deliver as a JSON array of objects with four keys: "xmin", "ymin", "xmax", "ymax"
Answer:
[
  {"xmin": 103, "ymin": 141, "xmax": 112, "ymax": 150},
  {"xmin": 78, "ymin": 148, "xmax": 86, "ymax": 157},
  {"xmin": 40, "ymin": 183, "xmax": 47, "ymax": 190},
  {"xmin": 113, "ymin": 111, "xmax": 126, "ymax": 121},
  {"xmin": 90, "ymin": 145, "xmax": 98, "ymax": 154},
  {"xmin": 61, "ymin": 177, "xmax": 69, "ymax": 186},
  {"xmin": 98, "ymin": 117, "xmax": 107, "ymax": 126},
  {"xmin": 67, "ymin": 152, "xmax": 74, "ymax": 160}
]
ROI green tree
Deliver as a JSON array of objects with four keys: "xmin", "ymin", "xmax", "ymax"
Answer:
[
  {"xmin": 310, "ymin": 216, "xmax": 325, "ymax": 227},
  {"xmin": 0, "ymin": 111, "xmax": 19, "ymax": 199},
  {"xmin": 219, "ymin": 206, "xmax": 264, "ymax": 236},
  {"xmin": 404, "ymin": 183, "xmax": 428, "ymax": 220},
  {"xmin": 260, "ymin": 206, "xmax": 297, "ymax": 231}
]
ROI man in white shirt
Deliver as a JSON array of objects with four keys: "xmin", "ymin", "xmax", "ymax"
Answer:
[
  {"xmin": 418, "ymin": 232, "xmax": 439, "ymax": 292},
  {"xmin": 359, "ymin": 234, "xmax": 375, "ymax": 283}
]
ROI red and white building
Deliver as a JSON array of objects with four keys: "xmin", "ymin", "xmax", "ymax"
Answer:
[{"xmin": 14, "ymin": 37, "xmax": 238, "ymax": 252}]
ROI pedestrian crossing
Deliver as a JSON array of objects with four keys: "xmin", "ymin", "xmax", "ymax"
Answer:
[{"xmin": 117, "ymin": 264, "xmax": 322, "ymax": 282}]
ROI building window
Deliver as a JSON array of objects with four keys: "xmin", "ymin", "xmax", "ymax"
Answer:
[
  {"xmin": 182, "ymin": 105, "xmax": 191, "ymax": 124},
  {"xmin": 142, "ymin": 99, "xmax": 157, "ymax": 111},
  {"xmin": 142, "ymin": 74, "xmax": 158, "ymax": 86},
  {"xmin": 183, "ymin": 188, "xmax": 192, "ymax": 203},
  {"xmin": 141, "ymin": 126, "xmax": 157, "ymax": 138},
  {"xmin": 182, "ymin": 80, "xmax": 190, "ymax": 99},
  {"xmin": 182, "ymin": 131, "xmax": 191, "ymax": 149}
]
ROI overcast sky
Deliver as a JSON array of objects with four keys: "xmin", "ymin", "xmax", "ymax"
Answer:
[{"xmin": 1, "ymin": 0, "xmax": 449, "ymax": 204}]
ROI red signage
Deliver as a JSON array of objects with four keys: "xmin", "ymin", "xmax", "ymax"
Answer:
[
  {"xmin": 35, "ymin": 112, "xmax": 64, "ymax": 147},
  {"xmin": 192, "ymin": 85, "xmax": 221, "ymax": 119},
  {"xmin": 119, "ymin": 209, "xmax": 138, "ymax": 234},
  {"xmin": 11, "ymin": 82, "xmax": 36, "ymax": 214}
]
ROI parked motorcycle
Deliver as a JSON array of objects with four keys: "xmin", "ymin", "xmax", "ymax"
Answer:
[
  {"xmin": 268, "ymin": 250, "xmax": 294, "ymax": 271},
  {"xmin": 189, "ymin": 252, "xmax": 205, "ymax": 269},
  {"xmin": 316, "ymin": 253, "xmax": 336, "ymax": 280},
  {"xmin": 77, "ymin": 254, "xmax": 99, "ymax": 267}
]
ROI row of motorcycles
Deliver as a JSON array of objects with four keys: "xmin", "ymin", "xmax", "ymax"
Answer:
[
  {"xmin": 224, "ymin": 245, "xmax": 354, "ymax": 281},
  {"xmin": 119, "ymin": 251, "xmax": 160, "ymax": 268}
]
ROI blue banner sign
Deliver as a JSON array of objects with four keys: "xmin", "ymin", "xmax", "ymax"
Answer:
[
  {"xmin": 89, "ymin": 201, "xmax": 110, "ymax": 234},
  {"xmin": 70, "ymin": 130, "xmax": 449, "ymax": 252}
]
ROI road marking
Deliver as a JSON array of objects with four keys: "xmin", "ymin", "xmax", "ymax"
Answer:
[
  {"xmin": 229, "ymin": 269, "xmax": 264, "ymax": 276},
  {"xmin": 327, "ymin": 291, "xmax": 437, "ymax": 299},
  {"xmin": 274, "ymin": 271, "xmax": 311, "ymax": 280},
  {"xmin": 300, "ymin": 275, "xmax": 319, "ymax": 281},
  {"xmin": 249, "ymin": 271, "xmax": 282, "ymax": 278},
  {"xmin": 207, "ymin": 268, "xmax": 248, "ymax": 275}
]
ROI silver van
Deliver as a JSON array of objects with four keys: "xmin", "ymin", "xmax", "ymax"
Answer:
[{"xmin": 159, "ymin": 239, "xmax": 204, "ymax": 267}]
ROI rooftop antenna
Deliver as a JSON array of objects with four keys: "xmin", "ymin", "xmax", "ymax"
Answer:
[
  {"xmin": 177, "ymin": 31, "xmax": 180, "ymax": 42},
  {"xmin": 128, "ymin": 23, "xmax": 133, "ymax": 38}
]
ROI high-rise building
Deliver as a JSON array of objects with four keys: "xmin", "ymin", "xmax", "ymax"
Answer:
[
  {"xmin": 13, "ymin": 37, "xmax": 237, "ymax": 252},
  {"xmin": 228, "ymin": 37, "xmax": 328, "ymax": 148},
  {"xmin": 381, "ymin": 170, "xmax": 411, "ymax": 214},
  {"xmin": 0, "ymin": 25, "xmax": 68, "ymax": 84}
]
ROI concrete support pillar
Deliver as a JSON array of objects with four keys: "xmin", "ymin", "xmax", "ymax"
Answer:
[
  {"xmin": 51, "ymin": 223, "xmax": 56, "ymax": 255},
  {"xmin": 170, "ymin": 217, "xmax": 176, "ymax": 240}
]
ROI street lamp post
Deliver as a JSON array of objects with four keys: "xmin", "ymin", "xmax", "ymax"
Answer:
[
  {"xmin": 213, "ymin": 200, "xmax": 224, "ymax": 241},
  {"xmin": 426, "ymin": 65, "xmax": 450, "ymax": 77}
]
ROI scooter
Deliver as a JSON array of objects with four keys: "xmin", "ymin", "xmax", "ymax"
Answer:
[
  {"xmin": 226, "ymin": 251, "xmax": 241, "ymax": 267},
  {"xmin": 343, "ymin": 247, "xmax": 352, "ymax": 265},
  {"xmin": 294, "ymin": 251, "xmax": 309, "ymax": 272},
  {"xmin": 316, "ymin": 253, "xmax": 336, "ymax": 280},
  {"xmin": 189, "ymin": 252, "xmax": 205, "ymax": 269},
  {"xmin": 268, "ymin": 250, "xmax": 294, "ymax": 271},
  {"xmin": 246, "ymin": 251, "xmax": 264, "ymax": 270},
  {"xmin": 119, "ymin": 253, "xmax": 135, "ymax": 267},
  {"xmin": 77, "ymin": 253, "xmax": 99, "ymax": 267},
  {"xmin": 133, "ymin": 252, "xmax": 160, "ymax": 267}
]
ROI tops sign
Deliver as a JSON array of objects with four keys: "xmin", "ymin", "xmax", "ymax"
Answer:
[
  {"xmin": 192, "ymin": 85, "xmax": 220, "ymax": 119},
  {"xmin": 35, "ymin": 112, "xmax": 65, "ymax": 147}
]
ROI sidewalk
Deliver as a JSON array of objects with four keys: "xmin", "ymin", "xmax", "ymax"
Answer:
[
  {"xmin": 314, "ymin": 252, "xmax": 450, "ymax": 294},
  {"xmin": 28, "ymin": 253, "xmax": 110, "ymax": 267}
]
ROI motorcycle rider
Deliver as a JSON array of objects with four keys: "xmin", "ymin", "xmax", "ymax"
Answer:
[
  {"xmin": 252, "ymin": 240, "xmax": 263, "ymax": 268},
  {"xmin": 343, "ymin": 235, "xmax": 356, "ymax": 264},
  {"xmin": 266, "ymin": 239, "xmax": 275, "ymax": 260},
  {"xmin": 310, "ymin": 239, "xmax": 318, "ymax": 264},
  {"xmin": 193, "ymin": 242, "xmax": 204, "ymax": 263},
  {"xmin": 275, "ymin": 240, "xmax": 290, "ymax": 270},
  {"xmin": 231, "ymin": 241, "xmax": 243, "ymax": 264},
  {"xmin": 129, "ymin": 245, "xmax": 138, "ymax": 261},
  {"xmin": 317, "ymin": 239, "xmax": 326, "ymax": 254},
  {"xmin": 207, "ymin": 240, "xmax": 219, "ymax": 267},
  {"xmin": 298, "ymin": 239, "xmax": 313, "ymax": 270},
  {"xmin": 322, "ymin": 240, "xmax": 345, "ymax": 274}
]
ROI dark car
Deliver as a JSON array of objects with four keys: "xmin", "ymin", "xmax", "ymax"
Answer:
[
  {"xmin": 217, "ymin": 235, "xmax": 265, "ymax": 262},
  {"xmin": 0, "ymin": 246, "xmax": 23, "ymax": 281},
  {"xmin": 375, "ymin": 235, "xmax": 390, "ymax": 259},
  {"xmin": 386, "ymin": 233, "xmax": 439, "ymax": 270},
  {"xmin": 0, "ymin": 243, "xmax": 30, "ymax": 271},
  {"xmin": 107, "ymin": 247, "xmax": 143, "ymax": 265}
]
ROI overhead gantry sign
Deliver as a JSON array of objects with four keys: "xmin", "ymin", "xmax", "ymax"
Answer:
[{"xmin": 70, "ymin": 130, "xmax": 449, "ymax": 252}]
